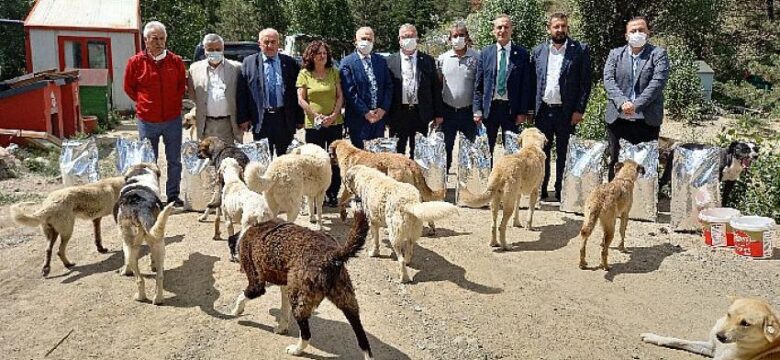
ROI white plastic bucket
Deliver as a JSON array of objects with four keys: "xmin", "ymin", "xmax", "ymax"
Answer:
[
  {"xmin": 698, "ymin": 208, "xmax": 741, "ymax": 247},
  {"xmin": 730, "ymin": 216, "xmax": 777, "ymax": 259}
]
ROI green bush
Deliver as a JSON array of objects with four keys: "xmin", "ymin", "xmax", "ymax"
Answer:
[
  {"xmin": 714, "ymin": 80, "xmax": 780, "ymax": 118},
  {"xmin": 576, "ymin": 82, "xmax": 607, "ymax": 140},
  {"xmin": 662, "ymin": 38, "xmax": 714, "ymax": 124},
  {"xmin": 472, "ymin": 0, "xmax": 545, "ymax": 49}
]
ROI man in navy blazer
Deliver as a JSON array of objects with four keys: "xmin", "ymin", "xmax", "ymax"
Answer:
[
  {"xmin": 238, "ymin": 28, "xmax": 304, "ymax": 156},
  {"xmin": 473, "ymin": 14, "xmax": 534, "ymax": 159},
  {"xmin": 531, "ymin": 13, "xmax": 592, "ymax": 201},
  {"xmin": 603, "ymin": 16, "xmax": 669, "ymax": 180},
  {"xmin": 340, "ymin": 26, "xmax": 393, "ymax": 148}
]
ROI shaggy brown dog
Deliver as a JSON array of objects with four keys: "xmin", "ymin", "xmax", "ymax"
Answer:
[
  {"xmin": 231, "ymin": 205, "xmax": 373, "ymax": 359},
  {"xmin": 579, "ymin": 160, "xmax": 645, "ymax": 270},
  {"xmin": 197, "ymin": 136, "xmax": 250, "ymax": 238},
  {"xmin": 11, "ymin": 176, "xmax": 125, "ymax": 276}
]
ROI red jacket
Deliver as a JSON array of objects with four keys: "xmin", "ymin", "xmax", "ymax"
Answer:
[{"xmin": 123, "ymin": 50, "xmax": 186, "ymax": 122}]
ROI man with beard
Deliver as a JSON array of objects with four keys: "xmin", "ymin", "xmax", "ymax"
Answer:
[{"xmin": 530, "ymin": 13, "xmax": 592, "ymax": 201}]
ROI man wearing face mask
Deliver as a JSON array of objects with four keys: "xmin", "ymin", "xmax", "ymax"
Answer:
[
  {"xmin": 187, "ymin": 33, "xmax": 247, "ymax": 144},
  {"xmin": 530, "ymin": 13, "xmax": 592, "ymax": 201},
  {"xmin": 387, "ymin": 23, "xmax": 443, "ymax": 158},
  {"xmin": 604, "ymin": 16, "xmax": 669, "ymax": 180},
  {"xmin": 437, "ymin": 21, "xmax": 479, "ymax": 173},
  {"xmin": 340, "ymin": 26, "xmax": 394, "ymax": 148}
]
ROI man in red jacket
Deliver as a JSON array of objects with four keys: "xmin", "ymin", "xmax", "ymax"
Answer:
[{"xmin": 124, "ymin": 21, "xmax": 186, "ymax": 207}]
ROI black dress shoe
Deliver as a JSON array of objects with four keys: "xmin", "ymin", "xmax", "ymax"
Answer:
[
  {"xmin": 167, "ymin": 197, "xmax": 184, "ymax": 208},
  {"xmin": 541, "ymin": 191, "xmax": 549, "ymax": 200}
]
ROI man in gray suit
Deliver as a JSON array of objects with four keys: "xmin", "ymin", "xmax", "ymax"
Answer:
[{"xmin": 603, "ymin": 16, "xmax": 669, "ymax": 180}]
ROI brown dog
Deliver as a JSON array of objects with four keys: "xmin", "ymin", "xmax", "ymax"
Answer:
[
  {"xmin": 641, "ymin": 298, "xmax": 780, "ymax": 360},
  {"xmin": 230, "ymin": 205, "xmax": 373, "ymax": 359},
  {"xmin": 197, "ymin": 136, "xmax": 250, "ymax": 239},
  {"xmin": 578, "ymin": 160, "xmax": 645, "ymax": 270}
]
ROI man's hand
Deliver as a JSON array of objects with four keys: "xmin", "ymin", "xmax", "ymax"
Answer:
[
  {"xmin": 473, "ymin": 115, "xmax": 483, "ymax": 124},
  {"xmin": 621, "ymin": 101, "xmax": 636, "ymax": 115},
  {"xmin": 571, "ymin": 112, "xmax": 584, "ymax": 125},
  {"xmin": 239, "ymin": 122, "xmax": 251, "ymax": 132},
  {"xmin": 515, "ymin": 114, "xmax": 527, "ymax": 125},
  {"xmin": 374, "ymin": 108, "xmax": 386, "ymax": 120},
  {"xmin": 364, "ymin": 112, "xmax": 375, "ymax": 122},
  {"xmin": 434, "ymin": 117, "xmax": 444, "ymax": 126}
]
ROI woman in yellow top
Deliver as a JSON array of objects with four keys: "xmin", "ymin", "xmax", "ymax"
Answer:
[{"xmin": 296, "ymin": 40, "xmax": 344, "ymax": 207}]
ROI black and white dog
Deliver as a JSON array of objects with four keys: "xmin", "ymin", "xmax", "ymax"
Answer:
[{"xmin": 659, "ymin": 137, "xmax": 760, "ymax": 204}]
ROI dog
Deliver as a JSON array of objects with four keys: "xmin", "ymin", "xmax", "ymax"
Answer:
[
  {"xmin": 288, "ymin": 143, "xmax": 333, "ymax": 227},
  {"xmin": 641, "ymin": 298, "xmax": 780, "ymax": 360},
  {"xmin": 183, "ymin": 107, "xmax": 197, "ymax": 140},
  {"xmin": 343, "ymin": 165, "xmax": 459, "ymax": 283},
  {"xmin": 579, "ymin": 160, "xmax": 645, "ymax": 270},
  {"xmin": 218, "ymin": 158, "xmax": 275, "ymax": 262},
  {"xmin": 329, "ymin": 139, "xmax": 445, "ymax": 233},
  {"xmin": 11, "ymin": 176, "xmax": 126, "ymax": 276},
  {"xmin": 245, "ymin": 151, "xmax": 331, "ymax": 230},
  {"xmin": 460, "ymin": 128, "xmax": 547, "ymax": 250},
  {"xmin": 658, "ymin": 136, "xmax": 759, "ymax": 204},
  {"xmin": 113, "ymin": 163, "xmax": 175, "ymax": 305},
  {"xmin": 230, "ymin": 202, "xmax": 374, "ymax": 359},
  {"xmin": 197, "ymin": 136, "xmax": 250, "ymax": 238}
]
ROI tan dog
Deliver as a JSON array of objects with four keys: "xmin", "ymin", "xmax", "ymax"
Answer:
[
  {"xmin": 460, "ymin": 127, "xmax": 547, "ymax": 250},
  {"xmin": 183, "ymin": 107, "xmax": 197, "ymax": 140},
  {"xmin": 11, "ymin": 176, "xmax": 125, "ymax": 276},
  {"xmin": 578, "ymin": 160, "xmax": 645, "ymax": 270},
  {"xmin": 641, "ymin": 298, "xmax": 780, "ymax": 360}
]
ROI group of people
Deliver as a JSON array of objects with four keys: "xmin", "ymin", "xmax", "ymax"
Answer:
[{"xmin": 123, "ymin": 13, "xmax": 669, "ymax": 208}]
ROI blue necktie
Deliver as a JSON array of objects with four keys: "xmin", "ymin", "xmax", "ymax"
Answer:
[{"xmin": 267, "ymin": 57, "xmax": 278, "ymax": 108}]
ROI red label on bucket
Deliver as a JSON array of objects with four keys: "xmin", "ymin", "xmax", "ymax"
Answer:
[{"xmin": 734, "ymin": 230, "xmax": 774, "ymax": 259}]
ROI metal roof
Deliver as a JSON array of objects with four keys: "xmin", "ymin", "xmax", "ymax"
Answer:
[{"xmin": 25, "ymin": 0, "xmax": 139, "ymax": 31}]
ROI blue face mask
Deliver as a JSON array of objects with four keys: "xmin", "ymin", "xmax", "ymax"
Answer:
[{"xmin": 206, "ymin": 51, "xmax": 224, "ymax": 64}]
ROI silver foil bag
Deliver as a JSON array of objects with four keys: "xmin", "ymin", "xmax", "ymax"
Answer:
[
  {"xmin": 671, "ymin": 146, "xmax": 721, "ymax": 231},
  {"xmin": 503, "ymin": 130, "xmax": 521, "ymax": 155},
  {"xmin": 456, "ymin": 125, "xmax": 491, "ymax": 207},
  {"xmin": 413, "ymin": 131, "xmax": 446, "ymax": 193},
  {"xmin": 285, "ymin": 138, "xmax": 304, "ymax": 154},
  {"xmin": 238, "ymin": 139, "xmax": 272, "ymax": 175},
  {"xmin": 180, "ymin": 141, "xmax": 216, "ymax": 211},
  {"xmin": 115, "ymin": 137, "xmax": 155, "ymax": 175},
  {"xmin": 560, "ymin": 137, "xmax": 608, "ymax": 214},
  {"xmin": 618, "ymin": 139, "xmax": 659, "ymax": 221},
  {"xmin": 364, "ymin": 137, "xmax": 398, "ymax": 153},
  {"xmin": 60, "ymin": 137, "xmax": 99, "ymax": 186}
]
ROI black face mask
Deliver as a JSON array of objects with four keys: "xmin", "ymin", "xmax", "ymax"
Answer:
[{"xmin": 551, "ymin": 35, "xmax": 567, "ymax": 45}]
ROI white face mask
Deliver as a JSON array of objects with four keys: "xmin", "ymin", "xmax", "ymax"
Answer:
[
  {"xmin": 451, "ymin": 36, "xmax": 466, "ymax": 50},
  {"xmin": 400, "ymin": 38, "xmax": 417, "ymax": 52},
  {"xmin": 357, "ymin": 40, "xmax": 373, "ymax": 55},
  {"xmin": 627, "ymin": 32, "xmax": 647, "ymax": 48},
  {"xmin": 206, "ymin": 51, "xmax": 224, "ymax": 64}
]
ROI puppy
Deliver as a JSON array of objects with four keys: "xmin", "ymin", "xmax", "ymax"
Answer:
[
  {"xmin": 183, "ymin": 107, "xmax": 197, "ymax": 140},
  {"xmin": 460, "ymin": 128, "xmax": 547, "ymax": 250},
  {"xmin": 658, "ymin": 136, "xmax": 759, "ymax": 204},
  {"xmin": 218, "ymin": 158, "xmax": 274, "ymax": 262},
  {"xmin": 343, "ymin": 165, "xmax": 459, "ymax": 283},
  {"xmin": 113, "ymin": 163, "xmax": 175, "ymax": 305},
  {"xmin": 231, "ymin": 204, "xmax": 374, "ymax": 359},
  {"xmin": 11, "ymin": 176, "xmax": 125, "ymax": 276},
  {"xmin": 641, "ymin": 298, "xmax": 780, "ymax": 360},
  {"xmin": 579, "ymin": 160, "xmax": 645, "ymax": 270},
  {"xmin": 197, "ymin": 136, "xmax": 250, "ymax": 238}
]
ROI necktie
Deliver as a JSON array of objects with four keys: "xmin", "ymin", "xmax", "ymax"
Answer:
[
  {"xmin": 362, "ymin": 57, "xmax": 378, "ymax": 109},
  {"xmin": 267, "ymin": 57, "xmax": 278, "ymax": 108},
  {"xmin": 497, "ymin": 47, "xmax": 507, "ymax": 97},
  {"xmin": 404, "ymin": 55, "xmax": 417, "ymax": 104}
]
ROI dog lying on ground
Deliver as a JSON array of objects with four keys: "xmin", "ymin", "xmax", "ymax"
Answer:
[
  {"xmin": 460, "ymin": 128, "xmax": 547, "ymax": 250},
  {"xmin": 230, "ymin": 202, "xmax": 373, "ymax": 359},
  {"xmin": 641, "ymin": 298, "xmax": 780, "ymax": 360},
  {"xmin": 579, "ymin": 160, "xmax": 645, "ymax": 270},
  {"xmin": 11, "ymin": 176, "xmax": 125, "ymax": 276},
  {"xmin": 343, "ymin": 165, "xmax": 459, "ymax": 283},
  {"xmin": 113, "ymin": 163, "xmax": 175, "ymax": 305},
  {"xmin": 218, "ymin": 158, "xmax": 274, "ymax": 262},
  {"xmin": 329, "ymin": 139, "xmax": 445, "ymax": 233},
  {"xmin": 197, "ymin": 136, "xmax": 250, "ymax": 238},
  {"xmin": 658, "ymin": 136, "xmax": 759, "ymax": 204}
]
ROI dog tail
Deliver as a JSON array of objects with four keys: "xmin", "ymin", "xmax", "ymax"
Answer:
[
  {"xmin": 330, "ymin": 209, "xmax": 370, "ymax": 265},
  {"xmin": 458, "ymin": 189, "xmax": 493, "ymax": 208},
  {"xmin": 404, "ymin": 201, "xmax": 459, "ymax": 222},
  {"xmin": 412, "ymin": 166, "xmax": 446, "ymax": 201},
  {"xmin": 244, "ymin": 162, "xmax": 272, "ymax": 193},
  {"xmin": 10, "ymin": 202, "xmax": 43, "ymax": 227},
  {"xmin": 580, "ymin": 201, "xmax": 602, "ymax": 238},
  {"xmin": 149, "ymin": 203, "xmax": 175, "ymax": 240}
]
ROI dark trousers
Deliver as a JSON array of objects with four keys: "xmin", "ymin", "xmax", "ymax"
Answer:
[
  {"xmin": 253, "ymin": 110, "xmax": 293, "ymax": 157},
  {"xmin": 443, "ymin": 104, "xmax": 477, "ymax": 171},
  {"xmin": 535, "ymin": 104, "xmax": 573, "ymax": 195},
  {"xmin": 607, "ymin": 118, "xmax": 660, "ymax": 180},
  {"xmin": 137, "ymin": 116, "xmax": 182, "ymax": 200},
  {"xmin": 485, "ymin": 100, "xmax": 519, "ymax": 158},
  {"xmin": 389, "ymin": 105, "xmax": 428, "ymax": 158},
  {"xmin": 348, "ymin": 120, "xmax": 385, "ymax": 149},
  {"xmin": 305, "ymin": 124, "xmax": 344, "ymax": 200}
]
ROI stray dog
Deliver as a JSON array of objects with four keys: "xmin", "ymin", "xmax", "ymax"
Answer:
[
  {"xmin": 11, "ymin": 176, "xmax": 125, "ymax": 276},
  {"xmin": 197, "ymin": 136, "xmax": 250, "ymax": 238},
  {"xmin": 658, "ymin": 136, "xmax": 759, "ymax": 204},
  {"xmin": 183, "ymin": 107, "xmax": 197, "ymax": 140},
  {"xmin": 113, "ymin": 163, "xmax": 175, "ymax": 305},
  {"xmin": 579, "ymin": 160, "xmax": 645, "ymax": 270},
  {"xmin": 343, "ymin": 165, "xmax": 459, "ymax": 283},
  {"xmin": 329, "ymin": 139, "xmax": 444, "ymax": 233},
  {"xmin": 230, "ymin": 203, "xmax": 374, "ymax": 359},
  {"xmin": 289, "ymin": 143, "xmax": 333, "ymax": 228},
  {"xmin": 460, "ymin": 128, "xmax": 547, "ymax": 250},
  {"xmin": 641, "ymin": 298, "xmax": 780, "ymax": 360},
  {"xmin": 218, "ymin": 158, "xmax": 274, "ymax": 262}
]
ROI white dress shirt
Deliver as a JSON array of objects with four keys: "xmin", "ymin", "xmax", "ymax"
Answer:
[
  {"xmin": 493, "ymin": 42, "xmax": 511, "ymax": 101},
  {"xmin": 401, "ymin": 51, "xmax": 418, "ymax": 105},
  {"xmin": 542, "ymin": 41, "xmax": 566, "ymax": 105},
  {"xmin": 206, "ymin": 62, "xmax": 229, "ymax": 117}
]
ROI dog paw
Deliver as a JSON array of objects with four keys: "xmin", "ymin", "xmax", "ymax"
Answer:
[
  {"xmin": 400, "ymin": 275, "xmax": 411, "ymax": 283},
  {"xmin": 152, "ymin": 295, "xmax": 164, "ymax": 305},
  {"xmin": 96, "ymin": 246, "xmax": 108, "ymax": 254},
  {"xmin": 578, "ymin": 262, "xmax": 588, "ymax": 270},
  {"xmin": 640, "ymin": 333, "xmax": 660, "ymax": 344},
  {"xmin": 285, "ymin": 345, "xmax": 304, "ymax": 356},
  {"xmin": 63, "ymin": 262, "xmax": 76, "ymax": 268},
  {"xmin": 213, "ymin": 235, "xmax": 222, "ymax": 241},
  {"xmin": 134, "ymin": 293, "xmax": 148, "ymax": 302},
  {"xmin": 601, "ymin": 264, "xmax": 611, "ymax": 271},
  {"xmin": 369, "ymin": 250, "xmax": 380, "ymax": 257},
  {"xmin": 489, "ymin": 242, "xmax": 501, "ymax": 248},
  {"xmin": 41, "ymin": 266, "xmax": 50, "ymax": 277},
  {"xmin": 273, "ymin": 324, "xmax": 289, "ymax": 335},
  {"xmin": 198, "ymin": 216, "xmax": 209, "ymax": 223}
]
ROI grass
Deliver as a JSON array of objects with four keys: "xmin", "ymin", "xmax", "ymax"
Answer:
[{"xmin": 0, "ymin": 192, "xmax": 44, "ymax": 206}]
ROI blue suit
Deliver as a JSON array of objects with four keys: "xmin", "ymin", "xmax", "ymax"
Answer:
[
  {"xmin": 473, "ymin": 43, "xmax": 533, "ymax": 155},
  {"xmin": 339, "ymin": 51, "xmax": 393, "ymax": 148}
]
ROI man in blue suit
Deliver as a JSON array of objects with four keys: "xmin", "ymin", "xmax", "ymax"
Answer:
[
  {"xmin": 473, "ymin": 14, "xmax": 534, "ymax": 159},
  {"xmin": 531, "ymin": 13, "xmax": 592, "ymax": 201},
  {"xmin": 603, "ymin": 16, "xmax": 669, "ymax": 180},
  {"xmin": 340, "ymin": 26, "xmax": 393, "ymax": 148}
]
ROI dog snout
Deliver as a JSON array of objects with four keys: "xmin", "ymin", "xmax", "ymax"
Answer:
[{"xmin": 716, "ymin": 331, "xmax": 729, "ymax": 343}]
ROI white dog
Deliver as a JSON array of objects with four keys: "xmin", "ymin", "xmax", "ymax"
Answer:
[{"xmin": 343, "ymin": 165, "xmax": 458, "ymax": 283}]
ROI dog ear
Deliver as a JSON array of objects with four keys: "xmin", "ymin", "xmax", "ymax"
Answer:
[
  {"xmin": 764, "ymin": 311, "xmax": 780, "ymax": 343},
  {"xmin": 637, "ymin": 165, "xmax": 646, "ymax": 175},
  {"xmin": 613, "ymin": 162, "xmax": 625, "ymax": 174},
  {"xmin": 728, "ymin": 141, "xmax": 739, "ymax": 152}
]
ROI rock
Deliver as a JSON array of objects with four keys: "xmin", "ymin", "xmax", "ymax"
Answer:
[
  {"xmin": 414, "ymin": 305, "xmax": 423, "ymax": 312},
  {"xmin": 660, "ymin": 227, "xmax": 670, "ymax": 234}
]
